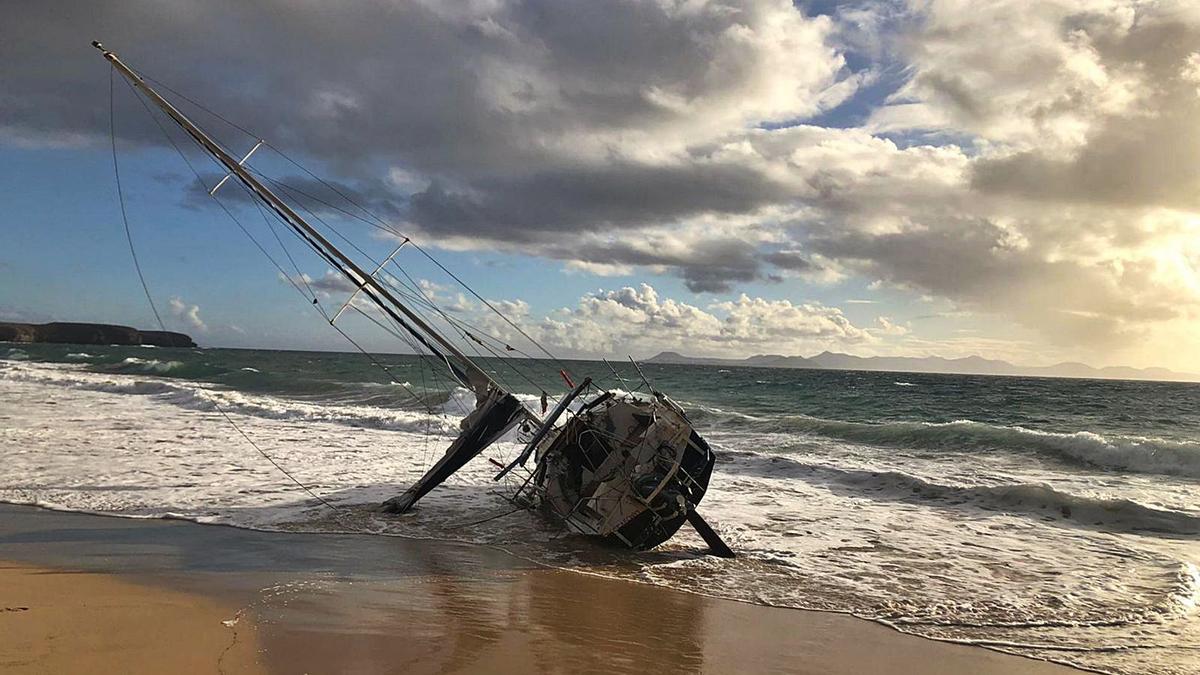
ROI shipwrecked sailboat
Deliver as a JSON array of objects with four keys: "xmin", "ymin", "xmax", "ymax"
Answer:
[{"xmin": 95, "ymin": 41, "xmax": 733, "ymax": 557}]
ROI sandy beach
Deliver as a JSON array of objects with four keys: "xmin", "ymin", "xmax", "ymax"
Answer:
[
  {"xmin": 0, "ymin": 504, "xmax": 1083, "ymax": 674},
  {"xmin": 0, "ymin": 563, "xmax": 263, "ymax": 674}
]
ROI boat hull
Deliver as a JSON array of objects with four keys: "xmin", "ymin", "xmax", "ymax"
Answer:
[{"xmin": 533, "ymin": 391, "xmax": 716, "ymax": 550}]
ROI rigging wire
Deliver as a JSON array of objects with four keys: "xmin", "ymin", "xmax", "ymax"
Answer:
[
  {"xmin": 125, "ymin": 78, "xmax": 463, "ymax": 485},
  {"xmin": 114, "ymin": 63, "xmax": 558, "ymax": 509},
  {"xmin": 109, "ymin": 65, "xmax": 341, "ymax": 512},
  {"xmin": 242, "ymin": 158, "xmax": 575, "ymax": 384},
  {"xmin": 137, "ymin": 69, "xmax": 572, "ymax": 385},
  {"xmin": 109, "ymin": 68, "xmax": 165, "ymax": 333},
  {"xmin": 249, "ymin": 159, "xmax": 575, "ymax": 379},
  {"xmin": 210, "ymin": 401, "xmax": 342, "ymax": 512},
  {"xmin": 119, "ymin": 70, "xmax": 460, "ymax": 506},
  {"xmin": 134, "ymin": 81, "xmax": 469, "ymax": 394}
]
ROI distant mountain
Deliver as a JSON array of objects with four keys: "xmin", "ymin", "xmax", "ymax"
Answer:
[{"xmin": 647, "ymin": 351, "xmax": 1197, "ymax": 383}]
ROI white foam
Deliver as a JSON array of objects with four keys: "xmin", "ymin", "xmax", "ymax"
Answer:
[
  {"xmin": 118, "ymin": 357, "xmax": 184, "ymax": 373},
  {"xmin": 0, "ymin": 360, "xmax": 457, "ymax": 435}
]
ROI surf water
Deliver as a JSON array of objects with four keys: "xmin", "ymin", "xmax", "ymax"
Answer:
[{"xmin": 2, "ymin": 344, "xmax": 1198, "ymax": 674}]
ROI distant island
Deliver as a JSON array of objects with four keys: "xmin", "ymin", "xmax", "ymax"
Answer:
[
  {"xmin": 0, "ymin": 322, "xmax": 195, "ymax": 348},
  {"xmin": 648, "ymin": 350, "xmax": 1199, "ymax": 383}
]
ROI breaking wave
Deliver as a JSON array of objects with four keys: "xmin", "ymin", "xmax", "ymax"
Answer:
[
  {"xmin": 112, "ymin": 356, "xmax": 186, "ymax": 374},
  {"xmin": 726, "ymin": 451, "xmax": 1200, "ymax": 536},
  {"xmin": 0, "ymin": 360, "xmax": 458, "ymax": 435},
  {"xmin": 762, "ymin": 416, "xmax": 1200, "ymax": 479},
  {"xmin": 1167, "ymin": 563, "xmax": 1200, "ymax": 618}
]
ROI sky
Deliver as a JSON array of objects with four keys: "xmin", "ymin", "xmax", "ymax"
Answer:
[{"xmin": 1, "ymin": 0, "xmax": 1199, "ymax": 371}]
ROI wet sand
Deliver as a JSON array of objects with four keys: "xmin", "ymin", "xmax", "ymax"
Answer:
[
  {"xmin": 0, "ymin": 505, "xmax": 1084, "ymax": 674},
  {"xmin": 0, "ymin": 563, "xmax": 262, "ymax": 674}
]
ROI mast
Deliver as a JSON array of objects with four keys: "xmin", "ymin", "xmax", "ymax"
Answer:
[{"xmin": 93, "ymin": 41, "xmax": 498, "ymax": 395}]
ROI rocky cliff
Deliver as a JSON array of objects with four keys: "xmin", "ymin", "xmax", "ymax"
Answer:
[{"xmin": 0, "ymin": 322, "xmax": 195, "ymax": 348}]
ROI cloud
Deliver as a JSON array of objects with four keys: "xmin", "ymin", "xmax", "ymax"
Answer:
[
  {"xmin": 307, "ymin": 270, "xmax": 358, "ymax": 294},
  {"xmin": 4, "ymin": 0, "xmax": 854, "ymax": 293},
  {"xmin": 794, "ymin": 1, "xmax": 1200, "ymax": 352},
  {"xmin": 280, "ymin": 270, "xmax": 358, "ymax": 297},
  {"xmin": 873, "ymin": 1, "xmax": 1149, "ymax": 152},
  {"xmin": 5, "ymin": 0, "xmax": 1200, "ymax": 367},
  {"xmin": 965, "ymin": 7, "xmax": 1200, "ymax": 211},
  {"xmin": 508, "ymin": 284, "xmax": 873, "ymax": 357},
  {"xmin": 168, "ymin": 296, "xmax": 206, "ymax": 332},
  {"xmin": 873, "ymin": 316, "xmax": 909, "ymax": 336}
]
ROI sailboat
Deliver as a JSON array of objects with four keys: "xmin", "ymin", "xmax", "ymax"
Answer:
[{"xmin": 94, "ymin": 41, "xmax": 733, "ymax": 557}]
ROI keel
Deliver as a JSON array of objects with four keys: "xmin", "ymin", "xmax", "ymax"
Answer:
[{"xmin": 686, "ymin": 508, "xmax": 735, "ymax": 558}]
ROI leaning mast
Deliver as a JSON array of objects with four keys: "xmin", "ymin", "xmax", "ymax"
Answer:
[{"xmin": 93, "ymin": 41, "xmax": 500, "ymax": 396}]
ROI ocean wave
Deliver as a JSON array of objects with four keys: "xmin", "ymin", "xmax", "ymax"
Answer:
[
  {"xmin": 113, "ymin": 356, "xmax": 185, "ymax": 374},
  {"xmin": 766, "ymin": 416, "xmax": 1200, "ymax": 479},
  {"xmin": 0, "ymin": 360, "xmax": 459, "ymax": 435},
  {"xmin": 725, "ymin": 452, "xmax": 1200, "ymax": 536},
  {"xmin": 4, "ymin": 348, "xmax": 29, "ymax": 360},
  {"xmin": 66, "ymin": 352, "xmax": 93, "ymax": 359},
  {"xmin": 1166, "ymin": 562, "xmax": 1200, "ymax": 618},
  {"xmin": 680, "ymin": 401, "xmax": 767, "ymax": 425},
  {"xmin": 442, "ymin": 386, "xmax": 477, "ymax": 416}
]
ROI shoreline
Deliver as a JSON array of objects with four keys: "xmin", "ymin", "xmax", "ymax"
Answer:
[{"xmin": 0, "ymin": 503, "xmax": 1085, "ymax": 674}]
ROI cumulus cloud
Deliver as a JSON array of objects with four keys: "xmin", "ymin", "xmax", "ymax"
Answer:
[
  {"xmin": 873, "ymin": 316, "xmax": 909, "ymax": 336},
  {"xmin": 501, "ymin": 284, "xmax": 873, "ymax": 357},
  {"xmin": 873, "ymin": 1, "xmax": 1148, "ymax": 151},
  {"xmin": 168, "ymin": 296, "xmax": 206, "ymax": 332}
]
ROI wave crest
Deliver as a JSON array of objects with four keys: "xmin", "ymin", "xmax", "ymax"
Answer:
[
  {"xmin": 113, "ymin": 357, "xmax": 185, "ymax": 374},
  {"xmin": 0, "ymin": 360, "xmax": 458, "ymax": 435},
  {"xmin": 767, "ymin": 416, "xmax": 1200, "ymax": 479},
  {"xmin": 725, "ymin": 452, "xmax": 1200, "ymax": 536}
]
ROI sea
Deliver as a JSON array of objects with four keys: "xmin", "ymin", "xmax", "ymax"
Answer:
[{"xmin": 2, "ymin": 343, "xmax": 1198, "ymax": 674}]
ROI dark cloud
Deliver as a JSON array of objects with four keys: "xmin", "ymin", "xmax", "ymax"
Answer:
[
  {"xmin": 182, "ymin": 172, "xmax": 405, "ymax": 226},
  {"xmin": 550, "ymin": 238, "xmax": 763, "ymax": 293},
  {"xmin": 408, "ymin": 160, "xmax": 791, "ymax": 238},
  {"xmin": 761, "ymin": 250, "xmax": 816, "ymax": 271},
  {"xmin": 2, "ymin": 0, "xmax": 847, "ymax": 291}
]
